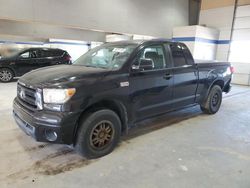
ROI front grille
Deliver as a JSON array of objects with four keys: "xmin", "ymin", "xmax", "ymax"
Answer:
[{"xmin": 17, "ymin": 82, "xmax": 40, "ymax": 111}]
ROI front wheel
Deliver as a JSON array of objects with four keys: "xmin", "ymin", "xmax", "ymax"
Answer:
[
  {"xmin": 200, "ymin": 85, "xmax": 222, "ymax": 114},
  {"xmin": 0, "ymin": 68, "xmax": 14, "ymax": 82},
  {"xmin": 75, "ymin": 109, "xmax": 121, "ymax": 159}
]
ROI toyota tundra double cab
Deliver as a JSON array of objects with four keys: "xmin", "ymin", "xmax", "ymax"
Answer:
[{"xmin": 13, "ymin": 40, "xmax": 233, "ymax": 158}]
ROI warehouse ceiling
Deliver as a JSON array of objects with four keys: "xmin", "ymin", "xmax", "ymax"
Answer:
[{"xmin": 0, "ymin": 19, "xmax": 106, "ymax": 42}]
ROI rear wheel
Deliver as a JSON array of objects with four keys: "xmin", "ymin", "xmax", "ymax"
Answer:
[
  {"xmin": 75, "ymin": 109, "xmax": 121, "ymax": 159},
  {"xmin": 200, "ymin": 85, "xmax": 222, "ymax": 114},
  {"xmin": 0, "ymin": 68, "xmax": 14, "ymax": 82}
]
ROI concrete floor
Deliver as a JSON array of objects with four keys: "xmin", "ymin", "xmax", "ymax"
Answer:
[{"xmin": 0, "ymin": 82, "xmax": 250, "ymax": 188}]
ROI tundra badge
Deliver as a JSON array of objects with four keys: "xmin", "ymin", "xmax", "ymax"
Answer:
[{"xmin": 120, "ymin": 81, "xmax": 129, "ymax": 87}]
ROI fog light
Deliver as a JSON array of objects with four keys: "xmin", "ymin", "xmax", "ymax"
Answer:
[{"xmin": 44, "ymin": 129, "xmax": 58, "ymax": 142}]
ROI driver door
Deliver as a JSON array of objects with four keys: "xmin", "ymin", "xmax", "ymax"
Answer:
[{"xmin": 129, "ymin": 44, "xmax": 174, "ymax": 121}]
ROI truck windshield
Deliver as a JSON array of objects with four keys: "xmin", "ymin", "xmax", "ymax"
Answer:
[{"xmin": 73, "ymin": 44, "xmax": 137, "ymax": 70}]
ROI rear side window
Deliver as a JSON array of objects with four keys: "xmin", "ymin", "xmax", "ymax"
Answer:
[
  {"xmin": 19, "ymin": 50, "xmax": 37, "ymax": 58},
  {"xmin": 170, "ymin": 44, "xmax": 188, "ymax": 67},
  {"xmin": 39, "ymin": 50, "xmax": 52, "ymax": 58},
  {"xmin": 37, "ymin": 50, "xmax": 64, "ymax": 58},
  {"xmin": 38, "ymin": 50, "xmax": 63, "ymax": 58},
  {"xmin": 53, "ymin": 50, "xmax": 64, "ymax": 56}
]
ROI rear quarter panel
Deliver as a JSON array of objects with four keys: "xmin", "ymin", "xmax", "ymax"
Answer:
[{"xmin": 195, "ymin": 62, "xmax": 232, "ymax": 104}]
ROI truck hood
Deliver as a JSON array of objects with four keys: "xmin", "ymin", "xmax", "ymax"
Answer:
[{"xmin": 19, "ymin": 65, "xmax": 110, "ymax": 87}]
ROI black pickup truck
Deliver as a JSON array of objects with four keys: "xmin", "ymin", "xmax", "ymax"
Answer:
[{"xmin": 13, "ymin": 40, "xmax": 233, "ymax": 158}]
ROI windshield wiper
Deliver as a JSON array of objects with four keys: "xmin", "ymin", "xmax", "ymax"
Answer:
[
  {"xmin": 83, "ymin": 65, "xmax": 97, "ymax": 68},
  {"xmin": 80, "ymin": 65, "xmax": 108, "ymax": 69}
]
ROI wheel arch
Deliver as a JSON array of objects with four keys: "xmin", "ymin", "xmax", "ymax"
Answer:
[
  {"xmin": 0, "ymin": 66, "xmax": 16, "ymax": 77},
  {"xmin": 200, "ymin": 79, "xmax": 224, "ymax": 106},
  {"xmin": 212, "ymin": 79, "xmax": 224, "ymax": 90},
  {"xmin": 73, "ymin": 99, "xmax": 129, "ymax": 144}
]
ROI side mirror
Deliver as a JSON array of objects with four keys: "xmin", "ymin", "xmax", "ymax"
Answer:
[{"xmin": 132, "ymin": 58, "xmax": 154, "ymax": 71}]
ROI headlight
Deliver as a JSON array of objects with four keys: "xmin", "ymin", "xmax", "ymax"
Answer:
[{"xmin": 43, "ymin": 88, "xmax": 76, "ymax": 104}]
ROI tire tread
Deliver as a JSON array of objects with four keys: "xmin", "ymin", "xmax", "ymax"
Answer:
[
  {"xmin": 200, "ymin": 85, "xmax": 222, "ymax": 114},
  {"xmin": 75, "ymin": 109, "xmax": 121, "ymax": 159}
]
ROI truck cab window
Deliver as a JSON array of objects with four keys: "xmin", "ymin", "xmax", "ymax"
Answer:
[
  {"xmin": 134, "ymin": 45, "xmax": 166, "ymax": 71},
  {"xmin": 170, "ymin": 44, "xmax": 188, "ymax": 67}
]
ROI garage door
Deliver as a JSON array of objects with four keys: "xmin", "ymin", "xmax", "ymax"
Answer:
[{"xmin": 229, "ymin": 1, "xmax": 250, "ymax": 85}]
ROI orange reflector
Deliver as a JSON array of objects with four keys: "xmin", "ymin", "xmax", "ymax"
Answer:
[{"xmin": 67, "ymin": 88, "xmax": 76, "ymax": 96}]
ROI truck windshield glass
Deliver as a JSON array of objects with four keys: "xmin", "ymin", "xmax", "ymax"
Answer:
[{"xmin": 73, "ymin": 44, "xmax": 136, "ymax": 70}]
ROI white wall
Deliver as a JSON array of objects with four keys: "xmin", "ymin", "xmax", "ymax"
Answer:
[
  {"xmin": 0, "ymin": 37, "xmax": 104, "ymax": 61},
  {"xmin": 0, "ymin": 0, "xmax": 189, "ymax": 38},
  {"xmin": 199, "ymin": 6, "xmax": 235, "ymax": 62},
  {"xmin": 0, "ymin": 20, "xmax": 106, "ymax": 42},
  {"xmin": 173, "ymin": 26, "xmax": 219, "ymax": 61},
  {"xmin": 44, "ymin": 43, "xmax": 89, "ymax": 61},
  {"xmin": 198, "ymin": 1, "xmax": 250, "ymax": 86},
  {"xmin": 106, "ymin": 34, "xmax": 132, "ymax": 42}
]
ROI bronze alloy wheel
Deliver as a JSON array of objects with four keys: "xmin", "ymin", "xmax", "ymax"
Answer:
[
  {"xmin": 75, "ymin": 109, "xmax": 121, "ymax": 158},
  {"xmin": 90, "ymin": 120, "xmax": 114, "ymax": 150}
]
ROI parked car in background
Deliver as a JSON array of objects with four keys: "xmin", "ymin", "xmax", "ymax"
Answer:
[
  {"xmin": 0, "ymin": 48, "xmax": 71, "ymax": 82},
  {"xmin": 13, "ymin": 40, "xmax": 233, "ymax": 159}
]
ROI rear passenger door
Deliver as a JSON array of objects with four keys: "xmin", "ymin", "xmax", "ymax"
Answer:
[
  {"xmin": 50, "ymin": 50, "xmax": 65, "ymax": 65},
  {"xmin": 16, "ymin": 50, "xmax": 38, "ymax": 75},
  {"xmin": 169, "ymin": 43, "xmax": 198, "ymax": 108},
  {"xmin": 36, "ymin": 50, "xmax": 52, "ymax": 68},
  {"xmin": 36, "ymin": 50, "xmax": 63, "ymax": 68}
]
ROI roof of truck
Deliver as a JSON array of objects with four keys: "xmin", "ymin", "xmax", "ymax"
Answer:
[{"xmin": 105, "ymin": 39, "xmax": 174, "ymax": 46}]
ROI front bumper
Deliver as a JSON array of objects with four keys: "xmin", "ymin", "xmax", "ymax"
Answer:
[{"xmin": 13, "ymin": 97, "xmax": 81, "ymax": 144}]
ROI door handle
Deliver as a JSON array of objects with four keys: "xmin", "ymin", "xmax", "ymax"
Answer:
[{"xmin": 163, "ymin": 73, "xmax": 173, "ymax": 80}]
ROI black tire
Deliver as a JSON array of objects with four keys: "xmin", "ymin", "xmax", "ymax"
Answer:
[
  {"xmin": 0, "ymin": 68, "xmax": 14, "ymax": 82},
  {"xmin": 200, "ymin": 85, "xmax": 222, "ymax": 114},
  {"xmin": 75, "ymin": 109, "xmax": 121, "ymax": 159}
]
